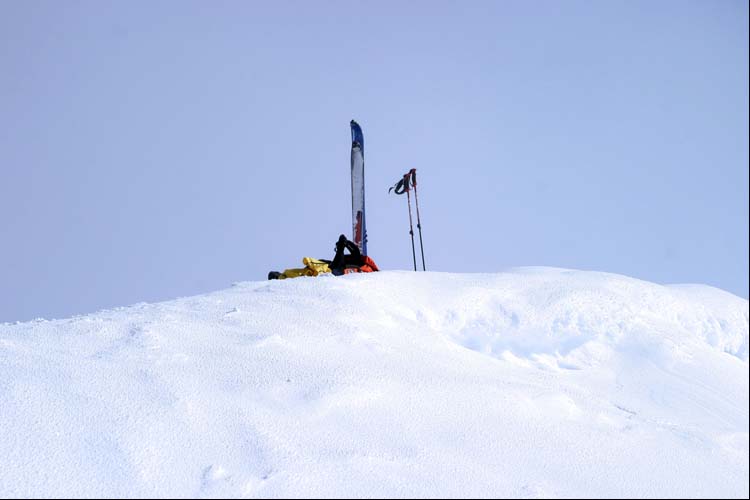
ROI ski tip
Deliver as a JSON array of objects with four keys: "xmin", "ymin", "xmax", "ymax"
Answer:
[{"xmin": 350, "ymin": 120, "xmax": 364, "ymax": 148}]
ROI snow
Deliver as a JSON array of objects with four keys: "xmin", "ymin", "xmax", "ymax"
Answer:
[{"xmin": 0, "ymin": 268, "xmax": 747, "ymax": 498}]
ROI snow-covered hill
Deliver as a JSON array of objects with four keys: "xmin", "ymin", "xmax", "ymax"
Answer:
[{"xmin": 1, "ymin": 268, "xmax": 747, "ymax": 498}]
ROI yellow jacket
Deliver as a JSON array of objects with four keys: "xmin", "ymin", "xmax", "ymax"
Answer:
[{"xmin": 278, "ymin": 257, "xmax": 332, "ymax": 279}]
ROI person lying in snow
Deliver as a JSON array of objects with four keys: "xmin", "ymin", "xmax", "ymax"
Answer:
[{"xmin": 268, "ymin": 235, "xmax": 379, "ymax": 280}]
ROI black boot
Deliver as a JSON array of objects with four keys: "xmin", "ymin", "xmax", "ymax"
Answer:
[{"xmin": 268, "ymin": 271, "xmax": 282, "ymax": 280}]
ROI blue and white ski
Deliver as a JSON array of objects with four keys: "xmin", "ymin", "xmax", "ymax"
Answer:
[{"xmin": 350, "ymin": 120, "xmax": 367, "ymax": 255}]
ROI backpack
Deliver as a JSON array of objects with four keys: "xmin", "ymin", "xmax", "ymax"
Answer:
[{"xmin": 343, "ymin": 255, "xmax": 380, "ymax": 274}]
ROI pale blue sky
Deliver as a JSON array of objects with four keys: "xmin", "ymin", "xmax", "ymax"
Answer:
[{"xmin": 1, "ymin": 0, "xmax": 748, "ymax": 322}]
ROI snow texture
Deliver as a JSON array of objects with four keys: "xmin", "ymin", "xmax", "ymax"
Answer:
[{"xmin": 1, "ymin": 268, "xmax": 748, "ymax": 498}]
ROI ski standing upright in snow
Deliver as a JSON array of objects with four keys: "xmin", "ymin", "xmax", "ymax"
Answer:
[{"xmin": 350, "ymin": 120, "xmax": 367, "ymax": 256}]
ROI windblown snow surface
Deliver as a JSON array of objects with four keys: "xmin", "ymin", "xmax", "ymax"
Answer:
[{"xmin": 0, "ymin": 268, "xmax": 748, "ymax": 498}]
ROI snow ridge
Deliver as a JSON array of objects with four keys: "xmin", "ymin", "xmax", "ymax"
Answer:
[{"xmin": 0, "ymin": 268, "xmax": 747, "ymax": 498}]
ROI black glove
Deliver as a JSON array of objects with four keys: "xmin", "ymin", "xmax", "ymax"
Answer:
[{"xmin": 335, "ymin": 234, "xmax": 347, "ymax": 252}]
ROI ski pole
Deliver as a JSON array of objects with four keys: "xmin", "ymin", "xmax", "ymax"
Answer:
[
  {"xmin": 409, "ymin": 169, "xmax": 426, "ymax": 271},
  {"xmin": 389, "ymin": 172, "xmax": 419, "ymax": 271},
  {"xmin": 404, "ymin": 173, "xmax": 417, "ymax": 271}
]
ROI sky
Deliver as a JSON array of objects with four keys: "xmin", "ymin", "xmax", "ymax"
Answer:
[{"xmin": 1, "ymin": 0, "xmax": 748, "ymax": 322}]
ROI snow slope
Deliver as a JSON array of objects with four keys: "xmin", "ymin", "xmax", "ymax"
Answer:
[{"xmin": 0, "ymin": 268, "xmax": 747, "ymax": 498}]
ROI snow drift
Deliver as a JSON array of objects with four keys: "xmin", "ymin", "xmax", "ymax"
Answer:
[{"xmin": 0, "ymin": 268, "xmax": 747, "ymax": 498}]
